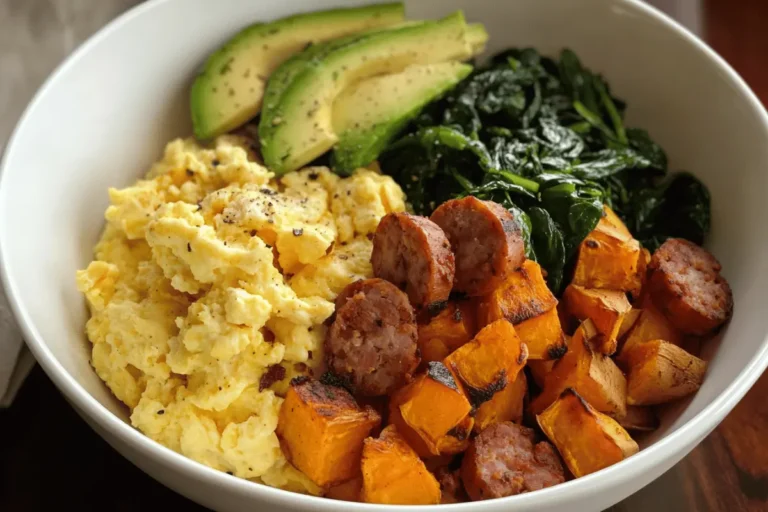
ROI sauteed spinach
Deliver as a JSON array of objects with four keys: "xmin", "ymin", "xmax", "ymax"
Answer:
[{"xmin": 379, "ymin": 48, "xmax": 710, "ymax": 293}]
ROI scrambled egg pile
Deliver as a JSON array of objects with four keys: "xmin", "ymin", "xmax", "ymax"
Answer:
[{"xmin": 75, "ymin": 135, "xmax": 405, "ymax": 492}]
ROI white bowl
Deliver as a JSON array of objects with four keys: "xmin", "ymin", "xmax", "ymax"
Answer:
[{"xmin": 2, "ymin": 0, "xmax": 767, "ymax": 510}]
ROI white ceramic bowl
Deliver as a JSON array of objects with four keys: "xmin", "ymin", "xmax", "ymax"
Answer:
[{"xmin": 2, "ymin": 0, "xmax": 767, "ymax": 510}]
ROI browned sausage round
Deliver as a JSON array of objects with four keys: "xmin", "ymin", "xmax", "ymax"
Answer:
[
  {"xmin": 371, "ymin": 212, "xmax": 455, "ymax": 310},
  {"xmin": 648, "ymin": 238, "xmax": 733, "ymax": 336},
  {"xmin": 461, "ymin": 421, "xmax": 565, "ymax": 500},
  {"xmin": 325, "ymin": 278, "xmax": 420, "ymax": 397},
  {"xmin": 430, "ymin": 196, "xmax": 526, "ymax": 297}
]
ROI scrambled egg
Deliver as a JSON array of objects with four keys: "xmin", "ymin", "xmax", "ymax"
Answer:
[{"xmin": 76, "ymin": 135, "xmax": 405, "ymax": 492}]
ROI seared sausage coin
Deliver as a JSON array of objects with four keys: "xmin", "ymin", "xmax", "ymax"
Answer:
[
  {"xmin": 430, "ymin": 197, "xmax": 525, "ymax": 297},
  {"xmin": 326, "ymin": 278, "xmax": 420, "ymax": 396}
]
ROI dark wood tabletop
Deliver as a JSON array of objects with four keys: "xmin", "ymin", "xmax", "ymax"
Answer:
[{"xmin": 1, "ymin": 0, "xmax": 768, "ymax": 510}]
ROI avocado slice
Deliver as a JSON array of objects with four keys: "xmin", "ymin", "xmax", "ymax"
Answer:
[
  {"xmin": 259, "ymin": 11, "xmax": 483, "ymax": 176},
  {"xmin": 330, "ymin": 61, "xmax": 473, "ymax": 174},
  {"xmin": 190, "ymin": 2, "xmax": 405, "ymax": 140},
  {"xmin": 467, "ymin": 23, "xmax": 489, "ymax": 53}
]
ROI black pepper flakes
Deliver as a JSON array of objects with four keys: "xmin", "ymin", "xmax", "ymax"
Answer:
[
  {"xmin": 186, "ymin": 169, "xmax": 194, "ymax": 177},
  {"xmin": 308, "ymin": 350, "xmax": 313, "ymax": 360},
  {"xmin": 250, "ymin": 229, "xmax": 257, "ymax": 236},
  {"xmin": 293, "ymin": 228, "xmax": 304, "ymax": 236},
  {"xmin": 308, "ymin": 172, "xmax": 319, "ymax": 180},
  {"xmin": 157, "ymin": 409, "xmax": 165, "ymax": 415},
  {"xmin": 212, "ymin": 159, "xmax": 220, "ymax": 166},
  {"xmin": 187, "ymin": 243, "xmax": 192, "ymax": 252}
]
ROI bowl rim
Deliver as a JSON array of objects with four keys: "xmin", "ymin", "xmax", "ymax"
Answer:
[{"xmin": 2, "ymin": 0, "xmax": 768, "ymax": 509}]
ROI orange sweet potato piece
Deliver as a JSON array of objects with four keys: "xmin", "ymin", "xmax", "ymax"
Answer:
[
  {"xmin": 611, "ymin": 405, "xmax": 659, "ymax": 433},
  {"xmin": 624, "ymin": 339, "xmax": 707, "ymax": 405},
  {"xmin": 572, "ymin": 206, "xmax": 641, "ymax": 291},
  {"xmin": 562, "ymin": 284, "xmax": 632, "ymax": 355},
  {"xmin": 514, "ymin": 308, "xmax": 568, "ymax": 360},
  {"xmin": 537, "ymin": 388, "xmax": 639, "ymax": 478},
  {"xmin": 418, "ymin": 301, "xmax": 476, "ymax": 363},
  {"xmin": 474, "ymin": 371, "xmax": 527, "ymax": 433},
  {"xmin": 477, "ymin": 260, "xmax": 558, "ymax": 328},
  {"xmin": 617, "ymin": 302, "xmax": 682, "ymax": 365},
  {"xmin": 361, "ymin": 425, "xmax": 441, "ymax": 505},
  {"xmin": 617, "ymin": 308, "xmax": 642, "ymax": 340},
  {"xmin": 326, "ymin": 476, "xmax": 363, "ymax": 502},
  {"xmin": 529, "ymin": 319, "xmax": 627, "ymax": 417},
  {"xmin": 387, "ymin": 402, "xmax": 472, "ymax": 458},
  {"xmin": 277, "ymin": 377, "xmax": 381, "ymax": 488},
  {"xmin": 444, "ymin": 319, "xmax": 528, "ymax": 407},
  {"xmin": 390, "ymin": 361, "xmax": 472, "ymax": 456},
  {"xmin": 629, "ymin": 247, "xmax": 651, "ymax": 302},
  {"xmin": 528, "ymin": 359, "xmax": 556, "ymax": 389}
]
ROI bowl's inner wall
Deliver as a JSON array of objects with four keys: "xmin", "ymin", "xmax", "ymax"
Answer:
[{"xmin": 2, "ymin": 0, "xmax": 767, "ymax": 446}]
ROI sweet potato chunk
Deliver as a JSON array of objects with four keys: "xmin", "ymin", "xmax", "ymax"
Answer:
[
  {"xmin": 618, "ymin": 308, "xmax": 642, "ymax": 340},
  {"xmin": 624, "ymin": 340, "xmax": 707, "ymax": 405},
  {"xmin": 537, "ymin": 388, "xmax": 639, "ymax": 478},
  {"xmin": 277, "ymin": 377, "xmax": 381, "ymax": 488},
  {"xmin": 611, "ymin": 405, "xmax": 659, "ymax": 432},
  {"xmin": 417, "ymin": 301, "xmax": 476, "ymax": 363},
  {"xmin": 528, "ymin": 359, "xmax": 555, "ymax": 389},
  {"xmin": 444, "ymin": 319, "xmax": 528, "ymax": 407},
  {"xmin": 477, "ymin": 260, "xmax": 558, "ymax": 328},
  {"xmin": 530, "ymin": 319, "xmax": 627, "ymax": 417},
  {"xmin": 390, "ymin": 361, "xmax": 472, "ymax": 456},
  {"xmin": 572, "ymin": 206, "xmax": 641, "ymax": 291},
  {"xmin": 474, "ymin": 371, "xmax": 527, "ymax": 432},
  {"xmin": 361, "ymin": 425, "xmax": 441, "ymax": 505},
  {"xmin": 629, "ymin": 248, "xmax": 651, "ymax": 302},
  {"xmin": 618, "ymin": 302, "xmax": 682, "ymax": 364},
  {"xmin": 515, "ymin": 308, "xmax": 568, "ymax": 360},
  {"xmin": 563, "ymin": 284, "xmax": 632, "ymax": 355},
  {"xmin": 326, "ymin": 476, "xmax": 363, "ymax": 502},
  {"xmin": 388, "ymin": 402, "xmax": 472, "ymax": 458}
]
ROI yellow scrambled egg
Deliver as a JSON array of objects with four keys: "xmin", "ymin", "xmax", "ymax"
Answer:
[{"xmin": 76, "ymin": 135, "xmax": 405, "ymax": 492}]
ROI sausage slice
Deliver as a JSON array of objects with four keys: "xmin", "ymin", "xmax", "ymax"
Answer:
[
  {"xmin": 648, "ymin": 238, "xmax": 733, "ymax": 336},
  {"xmin": 461, "ymin": 421, "xmax": 565, "ymax": 500},
  {"xmin": 371, "ymin": 212, "xmax": 455, "ymax": 310},
  {"xmin": 325, "ymin": 278, "xmax": 420, "ymax": 397},
  {"xmin": 430, "ymin": 197, "xmax": 526, "ymax": 297}
]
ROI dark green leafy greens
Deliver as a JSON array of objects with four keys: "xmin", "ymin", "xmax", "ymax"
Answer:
[{"xmin": 379, "ymin": 47, "xmax": 710, "ymax": 293}]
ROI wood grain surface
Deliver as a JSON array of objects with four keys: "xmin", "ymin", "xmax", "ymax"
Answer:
[{"xmin": 1, "ymin": 0, "xmax": 767, "ymax": 510}]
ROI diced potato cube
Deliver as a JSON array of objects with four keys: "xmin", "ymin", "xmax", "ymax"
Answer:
[
  {"xmin": 326, "ymin": 476, "xmax": 363, "ymax": 502},
  {"xmin": 611, "ymin": 405, "xmax": 659, "ymax": 432},
  {"xmin": 572, "ymin": 207, "xmax": 641, "ymax": 291},
  {"xmin": 474, "ymin": 371, "xmax": 527, "ymax": 432},
  {"xmin": 277, "ymin": 377, "xmax": 381, "ymax": 488},
  {"xmin": 390, "ymin": 362, "xmax": 472, "ymax": 456},
  {"xmin": 515, "ymin": 308, "xmax": 568, "ymax": 360},
  {"xmin": 477, "ymin": 260, "xmax": 558, "ymax": 328},
  {"xmin": 530, "ymin": 319, "xmax": 627, "ymax": 417},
  {"xmin": 537, "ymin": 388, "xmax": 639, "ymax": 478},
  {"xmin": 418, "ymin": 301, "xmax": 476, "ymax": 364},
  {"xmin": 444, "ymin": 319, "xmax": 528, "ymax": 407},
  {"xmin": 624, "ymin": 340, "xmax": 707, "ymax": 405},
  {"xmin": 361, "ymin": 425, "xmax": 441, "ymax": 505},
  {"xmin": 617, "ymin": 302, "xmax": 682, "ymax": 364},
  {"xmin": 562, "ymin": 284, "xmax": 631, "ymax": 355}
]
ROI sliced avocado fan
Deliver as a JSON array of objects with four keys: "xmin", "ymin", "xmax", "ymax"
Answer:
[{"xmin": 190, "ymin": 2, "xmax": 405, "ymax": 140}]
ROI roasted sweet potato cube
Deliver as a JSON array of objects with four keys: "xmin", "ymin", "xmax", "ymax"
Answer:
[
  {"xmin": 528, "ymin": 359, "xmax": 556, "ymax": 389},
  {"xmin": 392, "ymin": 361, "xmax": 472, "ymax": 453},
  {"xmin": 277, "ymin": 377, "xmax": 381, "ymax": 488},
  {"xmin": 537, "ymin": 388, "xmax": 639, "ymax": 478},
  {"xmin": 629, "ymin": 248, "xmax": 651, "ymax": 302},
  {"xmin": 361, "ymin": 425, "xmax": 441, "ymax": 505},
  {"xmin": 618, "ymin": 302, "xmax": 682, "ymax": 365},
  {"xmin": 562, "ymin": 284, "xmax": 632, "ymax": 355},
  {"xmin": 444, "ymin": 319, "xmax": 528, "ymax": 407},
  {"xmin": 387, "ymin": 402, "xmax": 471, "ymax": 458},
  {"xmin": 326, "ymin": 476, "xmax": 363, "ymax": 502},
  {"xmin": 617, "ymin": 308, "xmax": 642, "ymax": 340},
  {"xmin": 477, "ymin": 260, "xmax": 558, "ymax": 328},
  {"xmin": 529, "ymin": 319, "xmax": 627, "ymax": 417},
  {"xmin": 515, "ymin": 308, "xmax": 568, "ymax": 360},
  {"xmin": 624, "ymin": 340, "xmax": 707, "ymax": 405},
  {"xmin": 418, "ymin": 301, "xmax": 477, "ymax": 363},
  {"xmin": 474, "ymin": 371, "xmax": 527, "ymax": 432},
  {"xmin": 611, "ymin": 405, "xmax": 659, "ymax": 432},
  {"xmin": 572, "ymin": 207, "xmax": 641, "ymax": 291}
]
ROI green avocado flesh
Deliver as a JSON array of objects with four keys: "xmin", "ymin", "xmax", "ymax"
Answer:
[
  {"xmin": 190, "ymin": 3, "xmax": 405, "ymax": 140},
  {"xmin": 259, "ymin": 11, "xmax": 482, "ymax": 176},
  {"xmin": 331, "ymin": 61, "xmax": 473, "ymax": 174}
]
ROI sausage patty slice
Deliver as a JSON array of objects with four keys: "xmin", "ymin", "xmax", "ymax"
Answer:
[
  {"xmin": 325, "ymin": 278, "xmax": 420, "ymax": 397},
  {"xmin": 648, "ymin": 238, "xmax": 733, "ymax": 336},
  {"xmin": 461, "ymin": 421, "xmax": 565, "ymax": 501},
  {"xmin": 371, "ymin": 212, "xmax": 455, "ymax": 310},
  {"xmin": 430, "ymin": 196, "xmax": 526, "ymax": 297}
]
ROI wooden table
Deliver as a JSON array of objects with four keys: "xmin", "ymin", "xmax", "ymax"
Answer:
[{"xmin": 1, "ymin": 1, "xmax": 767, "ymax": 510}]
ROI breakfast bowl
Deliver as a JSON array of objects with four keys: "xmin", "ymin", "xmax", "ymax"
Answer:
[{"xmin": 2, "ymin": 0, "xmax": 768, "ymax": 510}]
